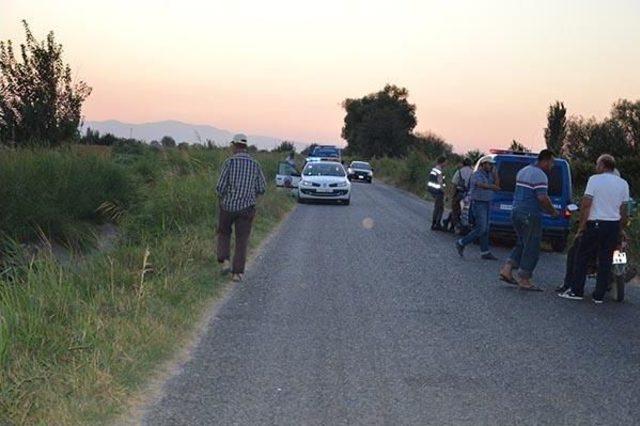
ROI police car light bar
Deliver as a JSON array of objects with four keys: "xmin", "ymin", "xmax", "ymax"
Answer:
[{"xmin": 489, "ymin": 149, "xmax": 534, "ymax": 156}]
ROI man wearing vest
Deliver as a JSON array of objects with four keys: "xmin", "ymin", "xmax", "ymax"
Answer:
[
  {"xmin": 559, "ymin": 154, "xmax": 630, "ymax": 304},
  {"xmin": 428, "ymin": 157, "xmax": 447, "ymax": 231},
  {"xmin": 455, "ymin": 157, "xmax": 500, "ymax": 259},
  {"xmin": 444, "ymin": 158, "xmax": 473, "ymax": 232},
  {"xmin": 499, "ymin": 149, "xmax": 558, "ymax": 291}
]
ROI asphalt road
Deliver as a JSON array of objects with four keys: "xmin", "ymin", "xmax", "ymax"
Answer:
[{"xmin": 143, "ymin": 182, "xmax": 640, "ymax": 425}]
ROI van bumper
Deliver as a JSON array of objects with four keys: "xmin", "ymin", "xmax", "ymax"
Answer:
[{"xmin": 489, "ymin": 223, "xmax": 569, "ymax": 241}]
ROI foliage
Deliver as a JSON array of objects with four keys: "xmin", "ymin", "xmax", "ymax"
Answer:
[
  {"xmin": 273, "ymin": 140, "xmax": 295, "ymax": 153},
  {"xmin": 301, "ymin": 143, "xmax": 318, "ymax": 156},
  {"xmin": 412, "ymin": 132, "xmax": 453, "ymax": 158},
  {"xmin": 160, "ymin": 135, "xmax": 176, "ymax": 148},
  {"xmin": 544, "ymin": 101, "xmax": 567, "ymax": 153},
  {"xmin": 0, "ymin": 21, "xmax": 91, "ymax": 146},
  {"xmin": 465, "ymin": 149, "xmax": 485, "ymax": 164},
  {"xmin": 611, "ymin": 99, "xmax": 640, "ymax": 151},
  {"xmin": 342, "ymin": 84, "xmax": 417, "ymax": 158},
  {"xmin": 509, "ymin": 139, "xmax": 531, "ymax": 152}
]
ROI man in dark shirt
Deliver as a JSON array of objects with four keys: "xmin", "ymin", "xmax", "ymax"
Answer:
[{"xmin": 216, "ymin": 133, "xmax": 267, "ymax": 282}]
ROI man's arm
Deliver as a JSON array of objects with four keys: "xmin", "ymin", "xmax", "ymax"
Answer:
[
  {"xmin": 255, "ymin": 164, "xmax": 266, "ymax": 196},
  {"xmin": 477, "ymin": 174, "xmax": 500, "ymax": 191},
  {"xmin": 216, "ymin": 160, "xmax": 230, "ymax": 197},
  {"xmin": 538, "ymin": 193, "xmax": 559, "ymax": 217},
  {"xmin": 576, "ymin": 196, "xmax": 593, "ymax": 234},
  {"xmin": 620, "ymin": 202, "xmax": 628, "ymax": 234}
]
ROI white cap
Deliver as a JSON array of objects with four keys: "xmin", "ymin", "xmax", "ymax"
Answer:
[{"xmin": 231, "ymin": 133, "xmax": 248, "ymax": 145}]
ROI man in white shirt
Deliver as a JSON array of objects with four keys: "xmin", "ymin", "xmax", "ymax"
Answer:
[{"xmin": 559, "ymin": 154, "xmax": 630, "ymax": 304}]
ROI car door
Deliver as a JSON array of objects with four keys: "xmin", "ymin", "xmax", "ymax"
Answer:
[{"xmin": 275, "ymin": 161, "xmax": 301, "ymax": 188}]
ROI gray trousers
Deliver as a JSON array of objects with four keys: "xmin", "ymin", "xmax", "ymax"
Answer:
[{"xmin": 431, "ymin": 191, "xmax": 445, "ymax": 225}]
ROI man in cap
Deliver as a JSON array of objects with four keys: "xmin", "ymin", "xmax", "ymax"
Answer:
[
  {"xmin": 455, "ymin": 157, "xmax": 500, "ymax": 259},
  {"xmin": 499, "ymin": 149, "xmax": 558, "ymax": 291},
  {"xmin": 216, "ymin": 133, "xmax": 267, "ymax": 281}
]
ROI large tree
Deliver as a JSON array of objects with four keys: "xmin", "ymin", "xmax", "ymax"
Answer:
[
  {"xmin": 341, "ymin": 84, "xmax": 417, "ymax": 158},
  {"xmin": 544, "ymin": 101, "xmax": 567, "ymax": 154},
  {"xmin": 611, "ymin": 99, "xmax": 640, "ymax": 151},
  {"xmin": 0, "ymin": 21, "xmax": 91, "ymax": 146}
]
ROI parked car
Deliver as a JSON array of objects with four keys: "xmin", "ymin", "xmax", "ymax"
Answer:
[
  {"xmin": 297, "ymin": 161, "xmax": 351, "ymax": 205},
  {"xmin": 347, "ymin": 161, "xmax": 373, "ymax": 183},
  {"xmin": 462, "ymin": 150, "xmax": 574, "ymax": 252}
]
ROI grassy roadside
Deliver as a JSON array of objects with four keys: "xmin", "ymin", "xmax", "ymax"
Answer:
[{"xmin": 0, "ymin": 146, "xmax": 295, "ymax": 424}]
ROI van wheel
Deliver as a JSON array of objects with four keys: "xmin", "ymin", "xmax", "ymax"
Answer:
[
  {"xmin": 551, "ymin": 238, "xmax": 567, "ymax": 253},
  {"xmin": 613, "ymin": 275, "xmax": 625, "ymax": 302}
]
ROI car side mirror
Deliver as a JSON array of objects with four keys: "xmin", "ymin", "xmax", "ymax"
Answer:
[{"xmin": 567, "ymin": 203, "xmax": 579, "ymax": 212}]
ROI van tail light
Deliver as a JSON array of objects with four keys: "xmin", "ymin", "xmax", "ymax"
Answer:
[{"xmin": 564, "ymin": 209, "xmax": 572, "ymax": 219}]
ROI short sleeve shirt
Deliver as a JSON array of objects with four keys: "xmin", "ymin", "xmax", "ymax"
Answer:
[
  {"xmin": 513, "ymin": 165, "xmax": 548, "ymax": 215},
  {"xmin": 469, "ymin": 170, "xmax": 495, "ymax": 202},
  {"xmin": 584, "ymin": 173, "xmax": 630, "ymax": 221}
]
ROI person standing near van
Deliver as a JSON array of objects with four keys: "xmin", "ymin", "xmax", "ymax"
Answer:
[
  {"xmin": 499, "ymin": 150, "xmax": 558, "ymax": 291},
  {"xmin": 455, "ymin": 157, "xmax": 500, "ymax": 259},
  {"xmin": 444, "ymin": 158, "xmax": 473, "ymax": 232},
  {"xmin": 216, "ymin": 133, "xmax": 267, "ymax": 282},
  {"xmin": 428, "ymin": 157, "xmax": 447, "ymax": 231},
  {"xmin": 559, "ymin": 154, "xmax": 629, "ymax": 304}
]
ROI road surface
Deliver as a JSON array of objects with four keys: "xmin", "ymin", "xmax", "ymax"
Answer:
[{"xmin": 144, "ymin": 182, "xmax": 640, "ymax": 425}]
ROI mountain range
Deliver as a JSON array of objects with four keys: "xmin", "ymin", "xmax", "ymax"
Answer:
[{"xmin": 82, "ymin": 119, "xmax": 308, "ymax": 150}]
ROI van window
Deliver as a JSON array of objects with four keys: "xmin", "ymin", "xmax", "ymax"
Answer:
[{"xmin": 498, "ymin": 162, "xmax": 564, "ymax": 196}]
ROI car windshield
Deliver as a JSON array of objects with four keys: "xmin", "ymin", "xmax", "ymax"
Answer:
[
  {"xmin": 311, "ymin": 148, "xmax": 339, "ymax": 158},
  {"xmin": 497, "ymin": 161, "xmax": 564, "ymax": 196},
  {"xmin": 351, "ymin": 162, "xmax": 371, "ymax": 170},
  {"xmin": 303, "ymin": 163, "xmax": 345, "ymax": 177}
]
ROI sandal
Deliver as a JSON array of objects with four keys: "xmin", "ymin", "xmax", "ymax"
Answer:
[
  {"xmin": 499, "ymin": 274, "xmax": 518, "ymax": 285},
  {"xmin": 518, "ymin": 284, "xmax": 544, "ymax": 292}
]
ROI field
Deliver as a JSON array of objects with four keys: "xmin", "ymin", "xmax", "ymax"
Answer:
[{"xmin": 0, "ymin": 144, "xmax": 295, "ymax": 424}]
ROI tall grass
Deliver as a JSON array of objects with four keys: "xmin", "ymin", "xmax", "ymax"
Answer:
[{"xmin": 0, "ymin": 145, "xmax": 295, "ymax": 423}]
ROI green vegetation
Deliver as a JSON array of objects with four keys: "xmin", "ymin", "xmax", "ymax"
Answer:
[{"xmin": 0, "ymin": 145, "xmax": 294, "ymax": 423}]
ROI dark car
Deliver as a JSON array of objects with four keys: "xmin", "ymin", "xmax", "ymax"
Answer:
[{"xmin": 347, "ymin": 161, "xmax": 373, "ymax": 183}]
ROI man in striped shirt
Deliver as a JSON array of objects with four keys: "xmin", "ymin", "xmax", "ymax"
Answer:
[
  {"xmin": 499, "ymin": 150, "xmax": 559, "ymax": 291},
  {"xmin": 216, "ymin": 133, "xmax": 267, "ymax": 282}
]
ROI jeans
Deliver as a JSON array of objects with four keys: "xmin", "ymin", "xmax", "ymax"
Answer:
[
  {"xmin": 217, "ymin": 206, "xmax": 256, "ymax": 274},
  {"xmin": 431, "ymin": 190, "xmax": 445, "ymax": 226},
  {"xmin": 571, "ymin": 220, "xmax": 620, "ymax": 299},
  {"xmin": 508, "ymin": 209, "xmax": 542, "ymax": 279},
  {"xmin": 459, "ymin": 201, "xmax": 490, "ymax": 253}
]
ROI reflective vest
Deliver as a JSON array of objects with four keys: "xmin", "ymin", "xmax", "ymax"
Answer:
[{"xmin": 427, "ymin": 166, "xmax": 445, "ymax": 192}]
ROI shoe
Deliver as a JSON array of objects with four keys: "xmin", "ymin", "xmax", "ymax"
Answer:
[
  {"xmin": 431, "ymin": 223, "xmax": 444, "ymax": 231},
  {"xmin": 481, "ymin": 253, "xmax": 498, "ymax": 261},
  {"xmin": 558, "ymin": 289, "xmax": 583, "ymax": 301},
  {"xmin": 455, "ymin": 240, "xmax": 465, "ymax": 257},
  {"xmin": 220, "ymin": 259, "xmax": 231, "ymax": 275},
  {"xmin": 231, "ymin": 273, "xmax": 243, "ymax": 282},
  {"xmin": 555, "ymin": 284, "xmax": 571, "ymax": 293},
  {"xmin": 592, "ymin": 294, "xmax": 604, "ymax": 304}
]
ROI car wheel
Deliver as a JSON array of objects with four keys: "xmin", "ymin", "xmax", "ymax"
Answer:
[
  {"xmin": 297, "ymin": 196, "xmax": 306, "ymax": 204},
  {"xmin": 343, "ymin": 198, "xmax": 351, "ymax": 206}
]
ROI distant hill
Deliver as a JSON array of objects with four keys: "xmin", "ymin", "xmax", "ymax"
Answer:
[{"xmin": 82, "ymin": 119, "xmax": 307, "ymax": 151}]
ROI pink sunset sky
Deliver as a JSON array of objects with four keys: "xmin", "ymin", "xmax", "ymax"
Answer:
[{"xmin": 2, "ymin": 0, "xmax": 639, "ymax": 152}]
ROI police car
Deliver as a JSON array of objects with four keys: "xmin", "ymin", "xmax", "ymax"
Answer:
[{"xmin": 297, "ymin": 161, "xmax": 351, "ymax": 205}]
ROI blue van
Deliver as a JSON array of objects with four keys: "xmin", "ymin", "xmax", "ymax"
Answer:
[{"xmin": 475, "ymin": 150, "xmax": 573, "ymax": 252}]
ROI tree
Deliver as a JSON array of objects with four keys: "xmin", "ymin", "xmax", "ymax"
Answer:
[
  {"xmin": 611, "ymin": 99, "xmax": 640, "ymax": 151},
  {"xmin": 564, "ymin": 116, "xmax": 632, "ymax": 162},
  {"xmin": 342, "ymin": 84, "xmax": 417, "ymax": 158},
  {"xmin": 0, "ymin": 20, "xmax": 91, "ymax": 146},
  {"xmin": 465, "ymin": 149, "xmax": 485, "ymax": 164},
  {"xmin": 544, "ymin": 101, "xmax": 567, "ymax": 154},
  {"xmin": 301, "ymin": 143, "xmax": 318, "ymax": 156},
  {"xmin": 412, "ymin": 132, "xmax": 453, "ymax": 158},
  {"xmin": 509, "ymin": 139, "xmax": 530, "ymax": 152},
  {"xmin": 273, "ymin": 141, "xmax": 295, "ymax": 153},
  {"xmin": 160, "ymin": 135, "xmax": 176, "ymax": 148}
]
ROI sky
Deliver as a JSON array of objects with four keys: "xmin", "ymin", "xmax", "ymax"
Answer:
[{"xmin": 2, "ymin": 0, "xmax": 639, "ymax": 152}]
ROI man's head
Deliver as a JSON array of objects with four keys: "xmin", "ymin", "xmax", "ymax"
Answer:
[
  {"xmin": 479, "ymin": 157, "xmax": 495, "ymax": 172},
  {"xmin": 437, "ymin": 156, "xmax": 446, "ymax": 166},
  {"xmin": 231, "ymin": 133, "xmax": 248, "ymax": 153},
  {"xmin": 596, "ymin": 154, "xmax": 616, "ymax": 173},
  {"xmin": 537, "ymin": 149, "xmax": 555, "ymax": 172},
  {"xmin": 463, "ymin": 158, "xmax": 473, "ymax": 167}
]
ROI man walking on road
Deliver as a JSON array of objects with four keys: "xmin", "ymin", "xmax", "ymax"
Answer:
[
  {"xmin": 428, "ymin": 156, "xmax": 447, "ymax": 231},
  {"xmin": 216, "ymin": 133, "xmax": 267, "ymax": 282},
  {"xmin": 559, "ymin": 154, "xmax": 630, "ymax": 304},
  {"xmin": 455, "ymin": 157, "xmax": 500, "ymax": 259},
  {"xmin": 499, "ymin": 150, "xmax": 558, "ymax": 291}
]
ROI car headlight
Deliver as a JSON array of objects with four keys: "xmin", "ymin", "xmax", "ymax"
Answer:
[
  {"xmin": 336, "ymin": 181, "xmax": 348, "ymax": 187},
  {"xmin": 301, "ymin": 180, "xmax": 314, "ymax": 187},
  {"xmin": 347, "ymin": 168, "xmax": 353, "ymax": 174}
]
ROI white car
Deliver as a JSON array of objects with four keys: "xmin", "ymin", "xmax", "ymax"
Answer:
[{"xmin": 297, "ymin": 161, "xmax": 351, "ymax": 205}]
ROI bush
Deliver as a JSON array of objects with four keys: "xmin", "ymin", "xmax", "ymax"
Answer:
[{"xmin": 0, "ymin": 149, "xmax": 133, "ymax": 244}]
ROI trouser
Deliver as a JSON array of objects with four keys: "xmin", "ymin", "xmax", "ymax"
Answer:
[
  {"xmin": 563, "ymin": 235, "xmax": 582, "ymax": 287},
  {"xmin": 448, "ymin": 191, "xmax": 464, "ymax": 228},
  {"xmin": 216, "ymin": 206, "xmax": 256, "ymax": 274},
  {"xmin": 571, "ymin": 220, "xmax": 620, "ymax": 299},
  {"xmin": 459, "ymin": 201, "xmax": 490, "ymax": 253},
  {"xmin": 431, "ymin": 191, "xmax": 444, "ymax": 226},
  {"xmin": 508, "ymin": 209, "xmax": 542, "ymax": 279}
]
